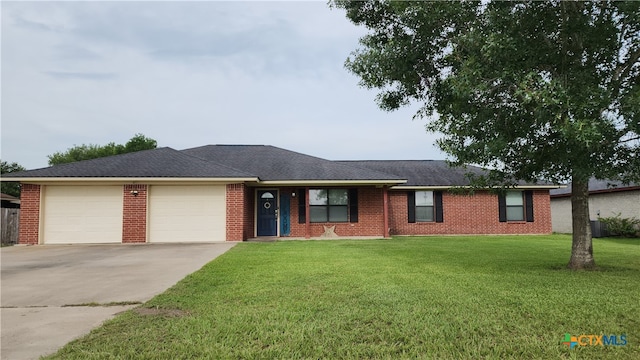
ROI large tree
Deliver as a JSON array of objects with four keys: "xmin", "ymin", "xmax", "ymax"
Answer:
[
  {"xmin": 333, "ymin": 1, "xmax": 640, "ymax": 269},
  {"xmin": 1, "ymin": 160, "xmax": 26, "ymax": 197},
  {"xmin": 48, "ymin": 134, "xmax": 157, "ymax": 166}
]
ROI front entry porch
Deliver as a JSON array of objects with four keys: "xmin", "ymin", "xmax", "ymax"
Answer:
[{"xmin": 250, "ymin": 186, "xmax": 390, "ymax": 240}]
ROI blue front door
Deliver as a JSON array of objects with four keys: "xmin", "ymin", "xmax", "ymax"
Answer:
[
  {"xmin": 257, "ymin": 190, "xmax": 278, "ymax": 236},
  {"xmin": 279, "ymin": 193, "xmax": 290, "ymax": 236}
]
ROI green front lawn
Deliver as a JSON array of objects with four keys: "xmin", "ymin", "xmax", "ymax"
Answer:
[{"xmin": 49, "ymin": 235, "xmax": 639, "ymax": 359}]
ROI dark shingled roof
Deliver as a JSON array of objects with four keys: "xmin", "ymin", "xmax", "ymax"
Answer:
[
  {"xmin": 181, "ymin": 145, "xmax": 402, "ymax": 181},
  {"xmin": 3, "ymin": 145, "xmax": 558, "ymax": 187},
  {"xmin": 340, "ymin": 160, "xmax": 555, "ymax": 187},
  {"xmin": 337, "ymin": 160, "xmax": 488, "ymax": 187},
  {"xmin": 2, "ymin": 147, "xmax": 255, "ymax": 178},
  {"xmin": 550, "ymin": 178, "xmax": 639, "ymax": 197}
]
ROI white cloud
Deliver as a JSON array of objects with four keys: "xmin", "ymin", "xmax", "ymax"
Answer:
[{"xmin": 1, "ymin": 1, "xmax": 445, "ymax": 170}]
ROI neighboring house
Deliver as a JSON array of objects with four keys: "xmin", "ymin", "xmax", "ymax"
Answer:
[
  {"xmin": 1, "ymin": 193, "xmax": 20, "ymax": 209},
  {"xmin": 2, "ymin": 145, "xmax": 557, "ymax": 245},
  {"xmin": 550, "ymin": 179, "xmax": 640, "ymax": 234}
]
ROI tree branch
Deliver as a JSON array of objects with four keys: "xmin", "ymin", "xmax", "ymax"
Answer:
[
  {"xmin": 619, "ymin": 135, "xmax": 640, "ymax": 144},
  {"xmin": 613, "ymin": 46, "xmax": 640, "ymax": 83}
]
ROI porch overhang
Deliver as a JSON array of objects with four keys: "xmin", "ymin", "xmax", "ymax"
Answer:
[{"xmin": 250, "ymin": 179, "xmax": 407, "ymax": 187}]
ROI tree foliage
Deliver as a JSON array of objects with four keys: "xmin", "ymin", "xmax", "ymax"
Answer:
[
  {"xmin": 1, "ymin": 160, "xmax": 26, "ymax": 197},
  {"xmin": 48, "ymin": 134, "xmax": 157, "ymax": 166},
  {"xmin": 334, "ymin": 0, "xmax": 640, "ymax": 269}
]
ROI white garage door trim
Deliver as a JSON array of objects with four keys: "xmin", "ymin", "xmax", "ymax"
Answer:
[
  {"xmin": 148, "ymin": 185, "xmax": 226, "ymax": 243},
  {"xmin": 42, "ymin": 185, "xmax": 123, "ymax": 244}
]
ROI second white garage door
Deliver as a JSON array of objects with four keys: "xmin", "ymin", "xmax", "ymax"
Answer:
[{"xmin": 148, "ymin": 185, "xmax": 226, "ymax": 242}]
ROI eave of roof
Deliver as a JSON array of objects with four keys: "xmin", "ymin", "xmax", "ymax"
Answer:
[
  {"xmin": 549, "ymin": 178, "xmax": 639, "ymax": 197},
  {"xmin": 7, "ymin": 177, "xmax": 259, "ymax": 185},
  {"xmin": 550, "ymin": 185, "xmax": 640, "ymax": 198},
  {"xmin": 390, "ymin": 184, "xmax": 562, "ymax": 190},
  {"xmin": 0, "ymin": 193, "xmax": 20, "ymax": 202}
]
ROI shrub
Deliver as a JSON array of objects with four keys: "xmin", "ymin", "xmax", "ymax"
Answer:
[{"xmin": 598, "ymin": 213, "xmax": 640, "ymax": 237}]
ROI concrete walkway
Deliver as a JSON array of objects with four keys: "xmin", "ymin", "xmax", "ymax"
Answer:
[{"xmin": 1, "ymin": 243, "xmax": 236, "ymax": 360}]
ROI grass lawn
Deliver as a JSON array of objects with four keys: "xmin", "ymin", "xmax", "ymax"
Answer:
[{"xmin": 48, "ymin": 235, "xmax": 639, "ymax": 359}]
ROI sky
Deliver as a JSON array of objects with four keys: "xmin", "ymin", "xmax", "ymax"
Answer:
[{"xmin": 1, "ymin": 1, "xmax": 445, "ymax": 170}]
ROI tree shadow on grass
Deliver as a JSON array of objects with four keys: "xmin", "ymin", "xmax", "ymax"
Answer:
[
  {"xmin": 595, "ymin": 237, "xmax": 640, "ymax": 246},
  {"xmin": 548, "ymin": 264, "xmax": 639, "ymax": 273}
]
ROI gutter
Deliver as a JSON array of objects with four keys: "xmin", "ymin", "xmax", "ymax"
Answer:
[
  {"xmin": 390, "ymin": 185, "xmax": 564, "ymax": 190},
  {"xmin": 2, "ymin": 177, "xmax": 260, "ymax": 185},
  {"xmin": 254, "ymin": 179, "xmax": 407, "ymax": 186}
]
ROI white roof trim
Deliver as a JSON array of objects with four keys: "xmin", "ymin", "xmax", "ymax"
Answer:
[
  {"xmin": 5, "ymin": 177, "xmax": 259, "ymax": 184},
  {"xmin": 390, "ymin": 185, "xmax": 564, "ymax": 190},
  {"xmin": 256, "ymin": 180, "xmax": 407, "ymax": 186}
]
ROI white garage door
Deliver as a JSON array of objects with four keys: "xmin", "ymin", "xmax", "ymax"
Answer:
[
  {"xmin": 43, "ymin": 186, "xmax": 123, "ymax": 244},
  {"xmin": 148, "ymin": 185, "xmax": 226, "ymax": 242}
]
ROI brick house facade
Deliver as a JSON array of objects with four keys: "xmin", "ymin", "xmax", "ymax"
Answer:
[
  {"xmin": 4, "ymin": 145, "xmax": 556, "ymax": 244},
  {"xmin": 388, "ymin": 190, "xmax": 551, "ymax": 235}
]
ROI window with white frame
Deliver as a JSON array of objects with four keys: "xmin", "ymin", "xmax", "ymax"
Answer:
[
  {"xmin": 309, "ymin": 189, "xmax": 349, "ymax": 222},
  {"xmin": 505, "ymin": 191, "xmax": 524, "ymax": 221},
  {"xmin": 408, "ymin": 190, "xmax": 443, "ymax": 223},
  {"xmin": 415, "ymin": 190, "xmax": 435, "ymax": 222}
]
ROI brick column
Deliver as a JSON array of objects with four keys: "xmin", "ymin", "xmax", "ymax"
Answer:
[
  {"xmin": 18, "ymin": 184, "xmax": 41, "ymax": 245},
  {"xmin": 305, "ymin": 187, "xmax": 310, "ymax": 239},
  {"xmin": 383, "ymin": 186, "xmax": 390, "ymax": 238},
  {"xmin": 226, "ymin": 184, "xmax": 245, "ymax": 241},
  {"xmin": 122, "ymin": 184, "xmax": 147, "ymax": 243}
]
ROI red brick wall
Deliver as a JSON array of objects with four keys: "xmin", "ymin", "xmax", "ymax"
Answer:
[
  {"xmin": 17, "ymin": 184, "xmax": 553, "ymax": 245},
  {"xmin": 288, "ymin": 187, "xmax": 386, "ymax": 237},
  {"xmin": 243, "ymin": 185, "xmax": 254, "ymax": 239},
  {"xmin": 18, "ymin": 184, "xmax": 41, "ymax": 245},
  {"xmin": 122, "ymin": 184, "xmax": 147, "ymax": 243},
  {"xmin": 389, "ymin": 190, "xmax": 552, "ymax": 235},
  {"xmin": 226, "ymin": 183, "xmax": 245, "ymax": 241}
]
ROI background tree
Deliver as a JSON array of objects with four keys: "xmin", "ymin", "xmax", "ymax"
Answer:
[
  {"xmin": 333, "ymin": 1, "xmax": 640, "ymax": 269},
  {"xmin": 1, "ymin": 161, "xmax": 26, "ymax": 197},
  {"xmin": 48, "ymin": 134, "xmax": 157, "ymax": 166}
]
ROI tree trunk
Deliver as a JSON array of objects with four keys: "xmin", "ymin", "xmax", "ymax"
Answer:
[{"xmin": 567, "ymin": 177, "xmax": 596, "ymax": 269}]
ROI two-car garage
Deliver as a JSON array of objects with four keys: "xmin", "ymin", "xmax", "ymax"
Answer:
[{"xmin": 40, "ymin": 185, "xmax": 226, "ymax": 244}]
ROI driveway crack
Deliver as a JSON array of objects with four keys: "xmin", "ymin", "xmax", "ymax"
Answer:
[{"xmin": 61, "ymin": 301, "xmax": 142, "ymax": 307}]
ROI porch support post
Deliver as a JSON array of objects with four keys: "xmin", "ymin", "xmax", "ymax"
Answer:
[
  {"xmin": 305, "ymin": 187, "xmax": 310, "ymax": 239},
  {"xmin": 383, "ymin": 185, "xmax": 390, "ymax": 238}
]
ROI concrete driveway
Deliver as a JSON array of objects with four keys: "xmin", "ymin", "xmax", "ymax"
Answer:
[{"xmin": 1, "ymin": 243, "xmax": 236, "ymax": 360}]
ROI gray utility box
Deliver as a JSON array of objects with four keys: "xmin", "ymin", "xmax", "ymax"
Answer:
[{"xmin": 590, "ymin": 220, "xmax": 610, "ymax": 238}]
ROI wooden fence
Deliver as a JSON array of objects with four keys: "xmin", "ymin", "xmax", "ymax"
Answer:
[{"xmin": 1, "ymin": 208, "xmax": 20, "ymax": 244}]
